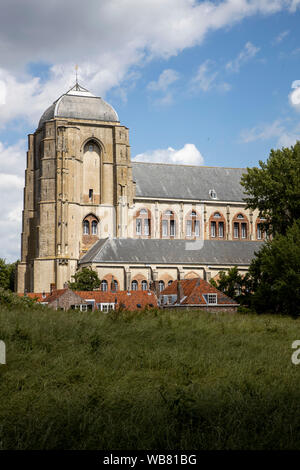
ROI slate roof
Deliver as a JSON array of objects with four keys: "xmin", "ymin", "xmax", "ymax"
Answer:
[
  {"xmin": 132, "ymin": 162, "xmax": 247, "ymax": 202},
  {"xmin": 79, "ymin": 238, "xmax": 262, "ymax": 266},
  {"xmin": 39, "ymin": 86, "xmax": 119, "ymax": 128}
]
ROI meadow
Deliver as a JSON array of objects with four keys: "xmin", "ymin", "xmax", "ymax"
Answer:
[{"xmin": 1, "ymin": 301, "xmax": 300, "ymax": 450}]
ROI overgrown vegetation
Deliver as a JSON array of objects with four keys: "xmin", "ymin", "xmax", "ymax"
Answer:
[
  {"xmin": 0, "ymin": 259, "xmax": 17, "ymax": 291},
  {"xmin": 1, "ymin": 303, "xmax": 300, "ymax": 450}
]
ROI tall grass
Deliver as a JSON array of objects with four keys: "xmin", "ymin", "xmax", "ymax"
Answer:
[{"xmin": 1, "ymin": 304, "xmax": 300, "ymax": 449}]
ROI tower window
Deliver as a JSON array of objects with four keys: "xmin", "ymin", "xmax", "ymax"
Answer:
[
  {"xmin": 83, "ymin": 220, "xmax": 90, "ymax": 235},
  {"xmin": 89, "ymin": 189, "xmax": 93, "ymax": 201},
  {"xmin": 91, "ymin": 220, "xmax": 98, "ymax": 235}
]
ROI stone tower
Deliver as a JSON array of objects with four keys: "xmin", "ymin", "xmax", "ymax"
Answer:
[{"xmin": 17, "ymin": 84, "xmax": 134, "ymax": 293}]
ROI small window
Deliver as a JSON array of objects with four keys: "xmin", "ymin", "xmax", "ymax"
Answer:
[
  {"xmin": 218, "ymin": 222, "xmax": 224, "ymax": 238},
  {"xmin": 209, "ymin": 189, "xmax": 217, "ymax": 199},
  {"xmin": 131, "ymin": 280, "xmax": 138, "ymax": 291},
  {"xmin": 170, "ymin": 220, "xmax": 176, "ymax": 236},
  {"xmin": 162, "ymin": 220, "xmax": 168, "ymax": 237},
  {"xmin": 136, "ymin": 218, "xmax": 142, "ymax": 235},
  {"xmin": 186, "ymin": 220, "xmax": 192, "ymax": 237},
  {"xmin": 89, "ymin": 189, "xmax": 93, "ymax": 201},
  {"xmin": 144, "ymin": 219, "xmax": 150, "ymax": 236},
  {"xmin": 237, "ymin": 214, "xmax": 244, "ymax": 219},
  {"xmin": 100, "ymin": 280, "xmax": 108, "ymax": 292},
  {"xmin": 159, "ymin": 280, "xmax": 165, "ymax": 292},
  {"xmin": 168, "ymin": 280, "xmax": 173, "ymax": 286},
  {"xmin": 165, "ymin": 210, "xmax": 173, "ymax": 216},
  {"xmin": 207, "ymin": 293, "xmax": 217, "ymax": 305},
  {"xmin": 141, "ymin": 280, "xmax": 148, "ymax": 291},
  {"xmin": 257, "ymin": 223, "xmax": 262, "ymax": 240},
  {"xmin": 241, "ymin": 223, "xmax": 247, "ymax": 239},
  {"xmin": 234, "ymin": 222, "xmax": 239, "ymax": 239},
  {"xmin": 83, "ymin": 220, "xmax": 89, "ymax": 235},
  {"xmin": 214, "ymin": 212, "xmax": 221, "ymax": 218},
  {"xmin": 194, "ymin": 220, "xmax": 200, "ymax": 237},
  {"xmin": 211, "ymin": 221, "xmax": 216, "ymax": 238},
  {"xmin": 191, "ymin": 211, "xmax": 197, "ymax": 217},
  {"xmin": 91, "ymin": 220, "xmax": 98, "ymax": 235},
  {"xmin": 139, "ymin": 209, "xmax": 147, "ymax": 215},
  {"xmin": 89, "ymin": 144, "xmax": 94, "ymax": 152},
  {"xmin": 136, "ymin": 304, "xmax": 142, "ymax": 308}
]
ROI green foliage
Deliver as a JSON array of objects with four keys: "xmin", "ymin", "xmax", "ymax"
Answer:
[
  {"xmin": 241, "ymin": 141, "xmax": 300, "ymax": 235},
  {"xmin": 0, "ymin": 259, "xmax": 17, "ymax": 291},
  {"xmin": 0, "ymin": 288, "xmax": 40, "ymax": 310},
  {"xmin": 210, "ymin": 267, "xmax": 251, "ymax": 304},
  {"xmin": 1, "ymin": 305, "xmax": 300, "ymax": 449},
  {"xmin": 248, "ymin": 220, "xmax": 300, "ymax": 315},
  {"xmin": 68, "ymin": 267, "xmax": 100, "ymax": 291}
]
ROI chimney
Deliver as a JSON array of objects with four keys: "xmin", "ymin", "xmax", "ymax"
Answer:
[
  {"xmin": 177, "ymin": 280, "xmax": 184, "ymax": 304},
  {"xmin": 50, "ymin": 283, "xmax": 56, "ymax": 294}
]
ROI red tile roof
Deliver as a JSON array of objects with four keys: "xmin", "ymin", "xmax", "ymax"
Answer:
[
  {"xmin": 160, "ymin": 278, "xmax": 237, "ymax": 306},
  {"xmin": 18, "ymin": 292, "xmax": 49, "ymax": 302},
  {"xmin": 76, "ymin": 290, "xmax": 158, "ymax": 311}
]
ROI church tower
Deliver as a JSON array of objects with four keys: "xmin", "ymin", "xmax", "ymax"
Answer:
[{"xmin": 17, "ymin": 83, "xmax": 134, "ymax": 293}]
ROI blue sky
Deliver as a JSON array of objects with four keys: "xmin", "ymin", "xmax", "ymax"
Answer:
[{"xmin": 0, "ymin": 0, "xmax": 299, "ymax": 261}]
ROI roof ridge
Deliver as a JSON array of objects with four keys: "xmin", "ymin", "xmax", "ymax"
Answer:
[{"xmin": 132, "ymin": 161, "xmax": 245, "ymax": 170}]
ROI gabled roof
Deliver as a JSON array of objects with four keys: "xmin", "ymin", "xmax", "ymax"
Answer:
[
  {"xmin": 160, "ymin": 278, "xmax": 238, "ymax": 306},
  {"xmin": 79, "ymin": 237, "xmax": 263, "ymax": 266},
  {"xmin": 132, "ymin": 162, "xmax": 246, "ymax": 202}
]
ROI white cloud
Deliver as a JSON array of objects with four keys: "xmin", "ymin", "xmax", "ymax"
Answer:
[
  {"xmin": 190, "ymin": 60, "xmax": 231, "ymax": 93},
  {"xmin": 226, "ymin": 41, "xmax": 260, "ymax": 73},
  {"xmin": 133, "ymin": 143, "xmax": 204, "ymax": 165},
  {"xmin": 0, "ymin": 81, "xmax": 6, "ymax": 105},
  {"xmin": 272, "ymin": 30, "xmax": 289, "ymax": 44},
  {"xmin": 239, "ymin": 119, "xmax": 300, "ymax": 148},
  {"xmin": 289, "ymin": 80, "xmax": 300, "ymax": 111},
  {"xmin": 148, "ymin": 69, "xmax": 180, "ymax": 92},
  {"xmin": 147, "ymin": 69, "xmax": 180, "ymax": 105},
  {"xmin": 0, "ymin": 1, "xmax": 298, "ymax": 126},
  {"xmin": 0, "ymin": 140, "xmax": 26, "ymax": 261}
]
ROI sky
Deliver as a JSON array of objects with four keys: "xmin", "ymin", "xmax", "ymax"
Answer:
[{"xmin": 0, "ymin": 0, "xmax": 299, "ymax": 262}]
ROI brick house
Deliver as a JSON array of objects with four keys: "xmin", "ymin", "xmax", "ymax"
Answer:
[{"xmin": 159, "ymin": 278, "xmax": 239, "ymax": 312}]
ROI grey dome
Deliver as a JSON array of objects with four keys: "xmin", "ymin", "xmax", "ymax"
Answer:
[{"xmin": 38, "ymin": 85, "xmax": 119, "ymax": 128}]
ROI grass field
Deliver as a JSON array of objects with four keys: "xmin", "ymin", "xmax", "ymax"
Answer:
[{"xmin": 1, "ymin": 303, "xmax": 300, "ymax": 450}]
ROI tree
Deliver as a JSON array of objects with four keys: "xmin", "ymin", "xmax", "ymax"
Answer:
[
  {"xmin": 0, "ymin": 259, "xmax": 17, "ymax": 291},
  {"xmin": 210, "ymin": 267, "xmax": 251, "ymax": 304},
  {"xmin": 241, "ymin": 141, "xmax": 300, "ymax": 235},
  {"xmin": 68, "ymin": 267, "xmax": 100, "ymax": 291},
  {"xmin": 248, "ymin": 220, "xmax": 300, "ymax": 315}
]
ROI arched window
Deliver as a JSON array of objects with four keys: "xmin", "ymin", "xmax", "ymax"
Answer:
[
  {"xmin": 162, "ymin": 210, "xmax": 176, "ymax": 238},
  {"xmin": 186, "ymin": 210, "xmax": 200, "ymax": 238},
  {"xmin": 82, "ymin": 214, "xmax": 99, "ymax": 237},
  {"xmin": 135, "ymin": 208, "xmax": 151, "ymax": 237},
  {"xmin": 168, "ymin": 280, "xmax": 173, "ymax": 286},
  {"xmin": 232, "ymin": 213, "xmax": 249, "ymax": 240},
  {"xmin": 111, "ymin": 280, "xmax": 118, "ymax": 292},
  {"xmin": 141, "ymin": 280, "xmax": 148, "ymax": 291},
  {"xmin": 100, "ymin": 280, "xmax": 108, "ymax": 292},
  {"xmin": 209, "ymin": 212, "xmax": 226, "ymax": 239},
  {"xmin": 131, "ymin": 280, "xmax": 138, "ymax": 291},
  {"xmin": 91, "ymin": 220, "xmax": 98, "ymax": 235},
  {"xmin": 159, "ymin": 280, "xmax": 165, "ymax": 292},
  {"xmin": 83, "ymin": 220, "xmax": 90, "ymax": 235}
]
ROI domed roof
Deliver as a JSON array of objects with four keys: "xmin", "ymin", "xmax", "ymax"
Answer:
[{"xmin": 38, "ymin": 84, "xmax": 119, "ymax": 128}]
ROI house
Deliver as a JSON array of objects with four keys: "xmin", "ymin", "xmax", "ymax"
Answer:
[
  {"xmin": 25, "ymin": 287, "xmax": 158, "ymax": 312},
  {"xmin": 159, "ymin": 278, "xmax": 238, "ymax": 312}
]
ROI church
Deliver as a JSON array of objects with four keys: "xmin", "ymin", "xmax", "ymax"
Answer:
[{"xmin": 16, "ymin": 83, "xmax": 264, "ymax": 294}]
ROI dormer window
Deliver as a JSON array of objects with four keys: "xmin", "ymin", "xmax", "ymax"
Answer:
[{"xmin": 209, "ymin": 189, "xmax": 217, "ymax": 199}]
